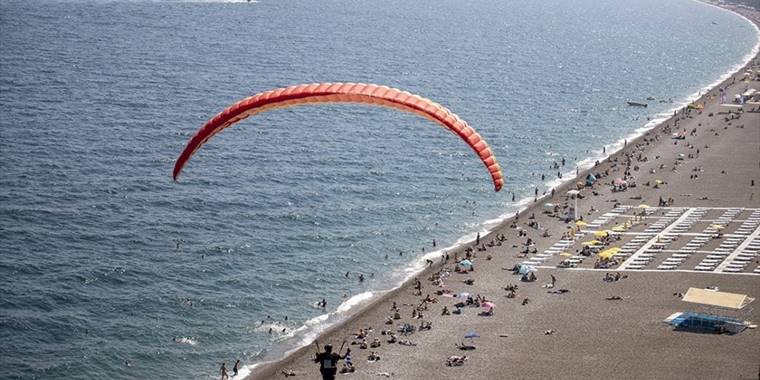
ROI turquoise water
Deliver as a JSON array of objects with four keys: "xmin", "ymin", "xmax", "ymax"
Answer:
[{"xmin": 0, "ymin": 0, "xmax": 756, "ymax": 378}]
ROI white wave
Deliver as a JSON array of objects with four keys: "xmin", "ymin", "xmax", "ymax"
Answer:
[
  {"xmin": 336, "ymin": 291, "xmax": 375, "ymax": 314},
  {"xmin": 252, "ymin": 321, "xmax": 292, "ymax": 335}
]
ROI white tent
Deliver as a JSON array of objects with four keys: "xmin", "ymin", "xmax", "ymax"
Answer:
[{"xmin": 681, "ymin": 287, "xmax": 755, "ymax": 310}]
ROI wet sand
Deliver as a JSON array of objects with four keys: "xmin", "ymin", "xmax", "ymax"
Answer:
[{"xmin": 246, "ymin": 4, "xmax": 760, "ymax": 380}]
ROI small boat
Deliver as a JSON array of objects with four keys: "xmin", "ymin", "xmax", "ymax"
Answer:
[{"xmin": 627, "ymin": 101, "xmax": 648, "ymax": 107}]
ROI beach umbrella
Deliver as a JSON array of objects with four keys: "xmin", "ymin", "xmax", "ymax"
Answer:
[
  {"xmin": 582, "ymin": 240, "xmax": 602, "ymax": 246},
  {"xmin": 518, "ymin": 265, "xmax": 537, "ymax": 275},
  {"xmin": 481, "ymin": 302, "xmax": 495, "ymax": 309},
  {"xmin": 457, "ymin": 292, "xmax": 471, "ymax": 299},
  {"xmin": 637, "ymin": 204, "xmax": 650, "ymax": 209},
  {"xmin": 593, "ymin": 230, "xmax": 609, "ymax": 238},
  {"xmin": 613, "ymin": 178, "xmax": 627, "ymax": 186},
  {"xmin": 459, "ymin": 259, "xmax": 473, "ymax": 268},
  {"xmin": 575, "ymin": 220, "xmax": 588, "ymax": 227},
  {"xmin": 599, "ymin": 247, "xmax": 622, "ymax": 260},
  {"xmin": 464, "ymin": 332, "xmax": 480, "ymax": 339},
  {"xmin": 560, "ymin": 252, "xmax": 573, "ymax": 257},
  {"xmin": 611, "ymin": 226, "xmax": 627, "ymax": 232}
]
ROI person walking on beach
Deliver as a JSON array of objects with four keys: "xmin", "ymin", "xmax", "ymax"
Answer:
[
  {"xmin": 220, "ymin": 362, "xmax": 229, "ymax": 380},
  {"xmin": 233, "ymin": 359, "xmax": 240, "ymax": 377},
  {"xmin": 314, "ymin": 343, "xmax": 343, "ymax": 380}
]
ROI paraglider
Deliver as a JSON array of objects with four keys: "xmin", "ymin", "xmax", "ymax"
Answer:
[{"xmin": 173, "ymin": 83, "xmax": 504, "ymax": 191}]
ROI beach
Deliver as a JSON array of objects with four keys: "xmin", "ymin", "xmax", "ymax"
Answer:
[{"xmin": 246, "ymin": 4, "xmax": 760, "ymax": 380}]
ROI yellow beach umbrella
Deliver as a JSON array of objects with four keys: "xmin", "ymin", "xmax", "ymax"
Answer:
[
  {"xmin": 637, "ymin": 204, "xmax": 650, "ymax": 209},
  {"xmin": 654, "ymin": 179, "xmax": 664, "ymax": 185},
  {"xmin": 575, "ymin": 220, "xmax": 588, "ymax": 227},
  {"xmin": 599, "ymin": 247, "xmax": 622, "ymax": 260},
  {"xmin": 583, "ymin": 240, "xmax": 602, "ymax": 246},
  {"xmin": 560, "ymin": 252, "xmax": 573, "ymax": 257},
  {"xmin": 611, "ymin": 226, "xmax": 627, "ymax": 232},
  {"xmin": 593, "ymin": 230, "xmax": 609, "ymax": 238},
  {"xmin": 711, "ymin": 224, "xmax": 725, "ymax": 230}
]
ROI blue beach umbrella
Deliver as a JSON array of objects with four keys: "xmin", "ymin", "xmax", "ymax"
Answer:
[
  {"xmin": 518, "ymin": 264, "xmax": 537, "ymax": 275},
  {"xmin": 459, "ymin": 259, "xmax": 473, "ymax": 268},
  {"xmin": 464, "ymin": 332, "xmax": 480, "ymax": 339}
]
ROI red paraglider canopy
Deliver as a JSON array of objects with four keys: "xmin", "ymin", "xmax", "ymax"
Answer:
[{"xmin": 174, "ymin": 83, "xmax": 504, "ymax": 191}]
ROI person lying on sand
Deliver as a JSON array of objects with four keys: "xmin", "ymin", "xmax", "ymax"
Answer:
[{"xmin": 446, "ymin": 355, "xmax": 468, "ymax": 367}]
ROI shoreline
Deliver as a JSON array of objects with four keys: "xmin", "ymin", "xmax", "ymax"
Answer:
[{"xmin": 243, "ymin": 2, "xmax": 760, "ymax": 379}]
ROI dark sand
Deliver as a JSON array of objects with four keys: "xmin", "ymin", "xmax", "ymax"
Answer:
[{"xmin": 246, "ymin": 4, "xmax": 760, "ymax": 379}]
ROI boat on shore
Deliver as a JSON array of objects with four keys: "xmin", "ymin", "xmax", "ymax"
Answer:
[{"xmin": 627, "ymin": 101, "xmax": 648, "ymax": 107}]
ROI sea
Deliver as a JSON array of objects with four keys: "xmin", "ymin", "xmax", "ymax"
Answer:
[{"xmin": 0, "ymin": 0, "xmax": 757, "ymax": 378}]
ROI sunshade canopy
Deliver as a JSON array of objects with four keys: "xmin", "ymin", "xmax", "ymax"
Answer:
[
  {"xmin": 682, "ymin": 287, "xmax": 754, "ymax": 310},
  {"xmin": 599, "ymin": 247, "xmax": 622, "ymax": 260}
]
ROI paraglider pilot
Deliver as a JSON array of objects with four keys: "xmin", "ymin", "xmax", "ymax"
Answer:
[{"xmin": 314, "ymin": 341, "xmax": 347, "ymax": 380}]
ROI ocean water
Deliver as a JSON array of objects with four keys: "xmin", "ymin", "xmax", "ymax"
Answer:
[{"xmin": 0, "ymin": 0, "xmax": 757, "ymax": 378}]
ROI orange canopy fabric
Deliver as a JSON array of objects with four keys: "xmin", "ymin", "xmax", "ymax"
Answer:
[{"xmin": 173, "ymin": 83, "xmax": 504, "ymax": 191}]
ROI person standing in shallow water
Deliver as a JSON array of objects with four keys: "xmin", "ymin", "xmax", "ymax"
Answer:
[
  {"xmin": 233, "ymin": 359, "xmax": 240, "ymax": 377},
  {"xmin": 220, "ymin": 362, "xmax": 229, "ymax": 380}
]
